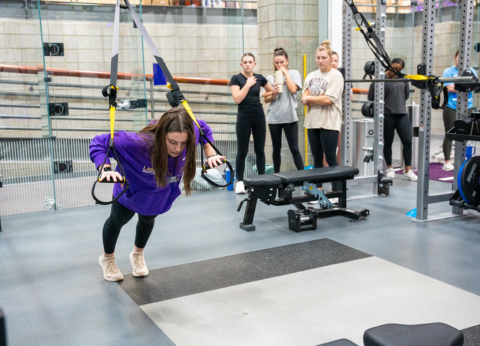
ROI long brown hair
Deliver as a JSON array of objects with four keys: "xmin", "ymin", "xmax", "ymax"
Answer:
[{"xmin": 138, "ymin": 107, "xmax": 196, "ymax": 196}]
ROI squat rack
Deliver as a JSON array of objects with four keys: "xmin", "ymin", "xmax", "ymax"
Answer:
[
  {"xmin": 342, "ymin": 0, "xmax": 390, "ymax": 199},
  {"xmin": 342, "ymin": 0, "xmax": 477, "ymax": 221}
]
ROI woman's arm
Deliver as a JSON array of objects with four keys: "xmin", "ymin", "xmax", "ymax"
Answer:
[
  {"xmin": 300, "ymin": 89, "xmax": 311, "ymax": 106},
  {"xmin": 230, "ymin": 75, "xmax": 257, "ymax": 104},
  {"xmin": 281, "ymin": 67, "xmax": 299, "ymax": 94},
  {"xmin": 90, "ymin": 133, "xmax": 113, "ymax": 170},
  {"xmin": 446, "ymin": 84, "xmax": 457, "ymax": 94},
  {"xmin": 203, "ymin": 143, "xmax": 226, "ymax": 168},
  {"xmin": 231, "ymin": 85, "xmax": 249, "ymax": 104},
  {"xmin": 303, "ymin": 95, "xmax": 333, "ymax": 106},
  {"xmin": 263, "ymin": 86, "xmax": 278, "ymax": 104}
]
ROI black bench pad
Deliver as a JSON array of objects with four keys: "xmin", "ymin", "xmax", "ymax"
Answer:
[
  {"xmin": 364, "ymin": 323, "xmax": 464, "ymax": 346},
  {"xmin": 244, "ymin": 174, "xmax": 282, "ymax": 188},
  {"xmin": 317, "ymin": 339, "xmax": 359, "ymax": 346},
  {"xmin": 274, "ymin": 166, "xmax": 359, "ymax": 185}
]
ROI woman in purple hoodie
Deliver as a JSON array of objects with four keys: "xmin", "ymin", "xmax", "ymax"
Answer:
[{"xmin": 90, "ymin": 107, "xmax": 223, "ymax": 282}]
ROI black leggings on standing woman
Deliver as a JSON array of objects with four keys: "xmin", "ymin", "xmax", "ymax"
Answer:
[
  {"xmin": 384, "ymin": 113, "xmax": 412, "ymax": 166},
  {"xmin": 103, "ymin": 200, "xmax": 157, "ymax": 254},
  {"xmin": 269, "ymin": 122, "xmax": 304, "ymax": 173},
  {"xmin": 236, "ymin": 114, "xmax": 266, "ymax": 181},
  {"xmin": 307, "ymin": 128, "xmax": 339, "ymax": 189}
]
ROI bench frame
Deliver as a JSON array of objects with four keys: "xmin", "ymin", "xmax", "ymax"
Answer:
[{"xmin": 239, "ymin": 171, "xmax": 369, "ymax": 232}]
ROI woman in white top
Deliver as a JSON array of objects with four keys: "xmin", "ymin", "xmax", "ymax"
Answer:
[
  {"xmin": 301, "ymin": 40, "xmax": 344, "ymax": 190},
  {"xmin": 263, "ymin": 48, "xmax": 304, "ymax": 172}
]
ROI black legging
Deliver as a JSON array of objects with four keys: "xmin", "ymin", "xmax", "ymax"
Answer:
[
  {"xmin": 384, "ymin": 113, "xmax": 412, "ymax": 167},
  {"xmin": 236, "ymin": 114, "xmax": 266, "ymax": 181},
  {"xmin": 269, "ymin": 122, "xmax": 304, "ymax": 173},
  {"xmin": 307, "ymin": 128, "xmax": 339, "ymax": 189},
  {"xmin": 103, "ymin": 200, "xmax": 157, "ymax": 254},
  {"xmin": 443, "ymin": 106, "xmax": 473, "ymax": 161}
]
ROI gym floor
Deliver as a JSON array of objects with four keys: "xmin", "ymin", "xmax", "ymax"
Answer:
[{"xmin": 1, "ymin": 171, "xmax": 480, "ymax": 346}]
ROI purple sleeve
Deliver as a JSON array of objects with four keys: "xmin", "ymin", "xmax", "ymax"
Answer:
[
  {"xmin": 197, "ymin": 120, "xmax": 214, "ymax": 145},
  {"xmin": 89, "ymin": 133, "xmax": 113, "ymax": 169}
]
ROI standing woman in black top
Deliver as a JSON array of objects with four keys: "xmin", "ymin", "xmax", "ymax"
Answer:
[
  {"xmin": 231, "ymin": 53, "xmax": 274, "ymax": 194},
  {"xmin": 367, "ymin": 58, "xmax": 417, "ymax": 181}
]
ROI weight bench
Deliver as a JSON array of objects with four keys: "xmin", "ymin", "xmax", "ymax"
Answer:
[
  {"xmin": 316, "ymin": 322, "xmax": 463, "ymax": 346},
  {"xmin": 364, "ymin": 323, "xmax": 464, "ymax": 346},
  {"xmin": 237, "ymin": 166, "xmax": 369, "ymax": 232}
]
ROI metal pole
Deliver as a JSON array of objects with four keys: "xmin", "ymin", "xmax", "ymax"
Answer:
[
  {"xmin": 453, "ymin": 0, "xmax": 475, "ymax": 215},
  {"xmin": 416, "ymin": 0, "xmax": 436, "ymax": 221},
  {"xmin": 342, "ymin": 2, "xmax": 352, "ymax": 167},
  {"xmin": 150, "ymin": 79, "xmax": 155, "ymax": 120},
  {"xmin": 373, "ymin": 0, "xmax": 386, "ymax": 195}
]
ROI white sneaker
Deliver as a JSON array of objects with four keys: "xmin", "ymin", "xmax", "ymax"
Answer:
[
  {"xmin": 99, "ymin": 255, "xmax": 124, "ymax": 282},
  {"xmin": 443, "ymin": 162, "xmax": 454, "ymax": 172},
  {"xmin": 434, "ymin": 152, "xmax": 445, "ymax": 164},
  {"xmin": 403, "ymin": 169, "xmax": 418, "ymax": 181},
  {"xmin": 385, "ymin": 168, "xmax": 395, "ymax": 179},
  {"xmin": 129, "ymin": 252, "xmax": 149, "ymax": 277},
  {"xmin": 308, "ymin": 200, "xmax": 318, "ymax": 204},
  {"xmin": 329, "ymin": 197, "xmax": 339, "ymax": 204},
  {"xmin": 235, "ymin": 181, "xmax": 246, "ymax": 194}
]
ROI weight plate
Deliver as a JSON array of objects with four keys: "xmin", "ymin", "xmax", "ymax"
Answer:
[{"xmin": 458, "ymin": 156, "xmax": 480, "ymax": 206}]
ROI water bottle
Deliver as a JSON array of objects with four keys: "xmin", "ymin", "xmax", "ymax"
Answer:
[{"xmin": 466, "ymin": 141, "xmax": 476, "ymax": 161}]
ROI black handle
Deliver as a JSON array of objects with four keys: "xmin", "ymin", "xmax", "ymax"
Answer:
[{"xmin": 201, "ymin": 159, "xmax": 235, "ymax": 188}]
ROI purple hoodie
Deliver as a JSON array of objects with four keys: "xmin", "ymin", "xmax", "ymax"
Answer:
[{"xmin": 90, "ymin": 120, "xmax": 214, "ymax": 216}]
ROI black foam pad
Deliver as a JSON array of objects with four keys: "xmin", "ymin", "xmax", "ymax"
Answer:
[
  {"xmin": 244, "ymin": 174, "xmax": 282, "ymax": 188},
  {"xmin": 274, "ymin": 166, "xmax": 359, "ymax": 185},
  {"xmin": 364, "ymin": 323, "xmax": 464, "ymax": 346},
  {"xmin": 316, "ymin": 339, "xmax": 359, "ymax": 346}
]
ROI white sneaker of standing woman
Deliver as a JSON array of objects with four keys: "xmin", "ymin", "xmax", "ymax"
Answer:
[
  {"xmin": 403, "ymin": 169, "xmax": 418, "ymax": 181},
  {"xmin": 99, "ymin": 255, "xmax": 124, "ymax": 282},
  {"xmin": 235, "ymin": 181, "xmax": 246, "ymax": 194},
  {"xmin": 385, "ymin": 168, "xmax": 395, "ymax": 179},
  {"xmin": 129, "ymin": 251, "xmax": 149, "ymax": 277},
  {"xmin": 443, "ymin": 162, "xmax": 454, "ymax": 172}
]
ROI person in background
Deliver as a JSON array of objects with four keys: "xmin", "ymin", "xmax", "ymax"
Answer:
[
  {"xmin": 301, "ymin": 40, "xmax": 344, "ymax": 192},
  {"xmin": 230, "ymin": 53, "xmax": 274, "ymax": 194},
  {"xmin": 263, "ymin": 48, "xmax": 304, "ymax": 173},
  {"xmin": 367, "ymin": 58, "xmax": 417, "ymax": 181},
  {"xmin": 441, "ymin": 49, "xmax": 477, "ymax": 171}
]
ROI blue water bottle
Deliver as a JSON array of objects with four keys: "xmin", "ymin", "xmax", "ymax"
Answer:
[{"xmin": 225, "ymin": 167, "xmax": 235, "ymax": 191}]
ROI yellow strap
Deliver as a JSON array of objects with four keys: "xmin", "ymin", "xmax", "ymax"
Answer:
[
  {"xmin": 303, "ymin": 54, "xmax": 308, "ymax": 167},
  {"xmin": 355, "ymin": 23, "xmax": 373, "ymax": 31},
  {"xmin": 109, "ymin": 105, "xmax": 115, "ymax": 139},
  {"xmin": 404, "ymin": 74, "xmax": 434, "ymax": 81},
  {"xmin": 181, "ymin": 100, "xmax": 201, "ymax": 129},
  {"xmin": 109, "ymin": 85, "xmax": 119, "ymax": 139}
]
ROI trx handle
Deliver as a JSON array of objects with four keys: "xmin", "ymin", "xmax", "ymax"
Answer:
[
  {"xmin": 428, "ymin": 79, "xmax": 449, "ymax": 110},
  {"xmin": 91, "ymin": 144, "xmax": 130, "ymax": 205},
  {"xmin": 202, "ymin": 158, "xmax": 235, "ymax": 188}
]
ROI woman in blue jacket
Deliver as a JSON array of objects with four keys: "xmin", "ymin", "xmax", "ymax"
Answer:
[{"xmin": 90, "ymin": 107, "xmax": 223, "ymax": 282}]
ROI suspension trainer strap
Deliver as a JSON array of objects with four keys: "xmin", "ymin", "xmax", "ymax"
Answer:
[
  {"xmin": 92, "ymin": 0, "xmax": 130, "ymax": 205},
  {"xmin": 122, "ymin": 0, "xmax": 233, "ymax": 187},
  {"xmin": 344, "ymin": 0, "xmax": 447, "ymax": 109}
]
